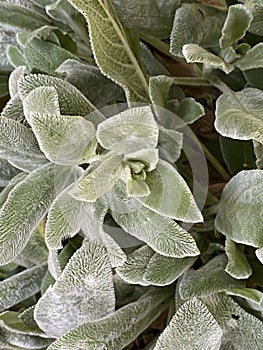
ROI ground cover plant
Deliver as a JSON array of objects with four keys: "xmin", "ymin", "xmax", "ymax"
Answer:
[{"xmin": 0, "ymin": 0, "xmax": 263, "ymax": 348}]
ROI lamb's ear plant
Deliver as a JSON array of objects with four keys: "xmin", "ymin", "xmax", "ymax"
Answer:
[{"xmin": 0, "ymin": 0, "xmax": 263, "ymax": 349}]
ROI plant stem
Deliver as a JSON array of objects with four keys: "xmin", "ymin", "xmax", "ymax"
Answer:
[{"xmin": 201, "ymin": 142, "xmax": 231, "ymax": 182}]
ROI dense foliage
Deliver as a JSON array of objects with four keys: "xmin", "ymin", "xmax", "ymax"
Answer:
[{"xmin": 0, "ymin": 0, "xmax": 263, "ymax": 349}]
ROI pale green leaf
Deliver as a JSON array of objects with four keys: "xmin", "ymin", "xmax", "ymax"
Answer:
[
  {"xmin": 0, "ymin": 164, "xmax": 67, "ymax": 265},
  {"xmin": 226, "ymin": 288, "xmax": 263, "ymax": 305},
  {"xmin": 215, "ymin": 88, "xmax": 263, "ymax": 143},
  {"xmin": 0, "ymin": 173, "xmax": 26, "ymax": 208},
  {"xmin": 56, "ymin": 59, "xmax": 124, "ymax": 107},
  {"xmin": 203, "ymin": 292, "xmax": 263, "ymax": 349},
  {"xmin": 23, "ymin": 86, "xmax": 60, "ymax": 125},
  {"xmin": 158, "ymin": 126, "xmax": 183, "ymax": 163},
  {"xmin": 25, "ymin": 37, "xmax": 76, "ymax": 74},
  {"xmin": 108, "ymin": 182, "xmax": 200, "ymax": 258},
  {"xmin": 149, "ymin": 75, "xmax": 174, "ymax": 108},
  {"xmin": 71, "ymin": 155, "xmax": 123, "ymax": 202},
  {"xmin": 0, "ymin": 159, "xmax": 20, "ymax": 187},
  {"xmin": 0, "ymin": 2, "xmax": 50, "ymax": 31},
  {"xmin": 138, "ymin": 160, "xmax": 203, "ymax": 223},
  {"xmin": 236, "ymin": 43, "xmax": 263, "ymax": 70},
  {"xmin": 45, "ymin": 183, "xmax": 88, "ymax": 249},
  {"xmin": 170, "ymin": 4, "xmax": 225, "ymax": 57},
  {"xmin": 0, "ymin": 263, "xmax": 47, "ymax": 312},
  {"xmin": 249, "ymin": 6, "xmax": 263, "ymax": 36},
  {"xmin": 67, "ymin": 0, "xmax": 149, "ymax": 103},
  {"xmin": 182, "ymin": 44, "xmax": 234, "ymax": 74},
  {"xmin": 116, "ymin": 245, "xmax": 154, "ymax": 286},
  {"xmin": 140, "ymin": 43, "xmax": 169, "ymax": 77},
  {"xmin": 8, "ymin": 66, "xmax": 26, "ymax": 99},
  {"xmin": 34, "ymin": 240, "xmax": 115, "ymax": 338},
  {"xmin": 97, "ymin": 106, "xmax": 159, "ymax": 153},
  {"xmin": 123, "ymin": 148, "xmax": 159, "ymax": 173},
  {"xmin": 215, "ymin": 170, "xmax": 263, "ymax": 248},
  {"xmin": 31, "ymin": 113, "xmax": 97, "ymax": 165},
  {"xmin": 179, "ymin": 255, "xmax": 245, "ymax": 300},
  {"xmin": 0, "ymin": 116, "xmax": 46, "ymax": 166},
  {"xmin": 6, "ymin": 45, "xmax": 27, "ymax": 68},
  {"xmin": 47, "ymin": 288, "xmax": 172, "ymax": 350},
  {"xmin": 18, "ymin": 74, "xmax": 95, "ymax": 116},
  {"xmin": 256, "ymin": 247, "xmax": 263, "ymax": 264},
  {"xmin": 220, "ymin": 4, "xmax": 252, "ymax": 49},
  {"xmin": 1, "ymin": 94, "xmax": 27, "ymax": 125},
  {"xmin": 154, "ymin": 298, "xmax": 222, "ymax": 350},
  {"xmin": 122, "ymin": 169, "xmax": 150, "ymax": 198},
  {"xmin": 176, "ymin": 97, "xmax": 205, "ymax": 124},
  {"xmin": 113, "ymin": 0, "xmax": 179, "ymax": 39},
  {"xmin": 0, "ymin": 28, "xmax": 16, "ymax": 71},
  {"xmin": 225, "ymin": 239, "xmax": 252, "ymax": 279},
  {"xmin": 253, "ymin": 140, "xmax": 263, "ymax": 169},
  {"xmin": 48, "ymin": 250, "xmax": 61, "ymax": 280}
]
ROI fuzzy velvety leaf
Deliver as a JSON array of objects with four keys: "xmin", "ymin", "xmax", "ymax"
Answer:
[
  {"xmin": 25, "ymin": 37, "xmax": 76, "ymax": 74},
  {"xmin": 0, "ymin": 116, "xmax": 46, "ymax": 166},
  {"xmin": 113, "ymin": 0, "xmax": 179, "ymax": 39},
  {"xmin": 97, "ymin": 106, "xmax": 159, "ymax": 153},
  {"xmin": 215, "ymin": 88, "xmax": 263, "ymax": 143},
  {"xmin": 0, "ymin": 159, "xmax": 20, "ymax": 187},
  {"xmin": 154, "ymin": 298, "xmax": 222, "ymax": 350},
  {"xmin": 179, "ymin": 255, "xmax": 245, "ymax": 300},
  {"xmin": 6, "ymin": 45, "xmax": 27, "ymax": 68},
  {"xmin": 170, "ymin": 4, "xmax": 225, "ymax": 57},
  {"xmin": 1, "ymin": 94, "xmax": 27, "ymax": 125},
  {"xmin": 183, "ymin": 44, "xmax": 233, "ymax": 73},
  {"xmin": 203, "ymin": 292, "xmax": 263, "ymax": 349},
  {"xmin": 47, "ymin": 288, "xmax": 172, "ymax": 350},
  {"xmin": 108, "ymin": 182, "xmax": 200, "ymax": 258},
  {"xmin": 31, "ymin": 113, "xmax": 97, "ymax": 165},
  {"xmin": 253, "ymin": 141, "xmax": 263, "ymax": 169},
  {"xmin": 0, "ymin": 164, "xmax": 68, "ymax": 265},
  {"xmin": 158, "ymin": 126, "xmax": 183, "ymax": 162},
  {"xmin": 176, "ymin": 97, "xmax": 205, "ymax": 124},
  {"xmin": 46, "ymin": 183, "xmax": 88, "ymax": 249},
  {"xmin": 18, "ymin": 74, "xmax": 95, "ymax": 116},
  {"xmin": 215, "ymin": 170, "xmax": 263, "ymax": 248},
  {"xmin": 138, "ymin": 160, "xmax": 203, "ymax": 223},
  {"xmin": 67, "ymin": 0, "xmax": 149, "ymax": 103},
  {"xmin": 0, "ymin": 2, "xmax": 50, "ymax": 31},
  {"xmin": 0, "ymin": 29, "xmax": 16, "ymax": 71},
  {"xmin": 249, "ymin": 6, "xmax": 263, "ymax": 36},
  {"xmin": 0, "ymin": 263, "xmax": 47, "ymax": 312},
  {"xmin": 219, "ymin": 4, "xmax": 252, "ymax": 49},
  {"xmin": 236, "ymin": 43, "xmax": 263, "ymax": 70},
  {"xmin": 8, "ymin": 67, "xmax": 26, "ymax": 99},
  {"xmin": 34, "ymin": 240, "xmax": 115, "ymax": 338},
  {"xmin": 225, "ymin": 239, "xmax": 252, "ymax": 279}
]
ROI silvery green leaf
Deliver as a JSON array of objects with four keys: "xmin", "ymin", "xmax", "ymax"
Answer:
[
  {"xmin": 30, "ymin": 113, "xmax": 97, "ymax": 165},
  {"xmin": 97, "ymin": 106, "xmax": 159, "ymax": 153},
  {"xmin": 0, "ymin": 159, "xmax": 20, "ymax": 187},
  {"xmin": 226, "ymin": 288, "xmax": 263, "ymax": 305},
  {"xmin": 113, "ymin": 0, "xmax": 179, "ymax": 39},
  {"xmin": 121, "ymin": 166, "xmax": 150, "ymax": 198},
  {"xmin": 23, "ymin": 86, "xmax": 60, "ymax": 125},
  {"xmin": 256, "ymin": 247, "xmax": 263, "ymax": 264},
  {"xmin": 0, "ymin": 311, "xmax": 51, "ymax": 338},
  {"xmin": 67, "ymin": 0, "xmax": 149, "ymax": 103},
  {"xmin": 158, "ymin": 126, "xmax": 183, "ymax": 162},
  {"xmin": 8, "ymin": 66, "xmax": 26, "ymax": 99},
  {"xmin": 236, "ymin": 43, "xmax": 263, "ymax": 70},
  {"xmin": 0, "ymin": 327, "xmax": 52, "ymax": 349},
  {"xmin": 0, "ymin": 115, "xmax": 46, "ymax": 165},
  {"xmin": 47, "ymin": 287, "xmax": 172, "ymax": 350},
  {"xmin": 24, "ymin": 37, "xmax": 76, "ymax": 74},
  {"xmin": 154, "ymin": 298, "xmax": 222, "ymax": 350},
  {"xmin": 34, "ymin": 240, "xmax": 115, "ymax": 338},
  {"xmin": 149, "ymin": 75, "xmax": 176, "ymax": 110},
  {"xmin": 46, "ymin": 183, "xmax": 88, "ymax": 249},
  {"xmin": 138, "ymin": 160, "xmax": 203, "ymax": 223},
  {"xmin": 215, "ymin": 88, "xmax": 263, "ymax": 143},
  {"xmin": 140, "ymin": 43, "xmax": 169, "ymax": 77},
  {"xmin": 0, "ymin": 163, "xmax": 67, "ymax": 265},
  {"xmin": 182, "ymin": 44, "xmax": 234, "ymax": 74},
  {"xmin": 48, "ymin": 249, "xmax": 61, "ymax": 280},
  {"xmin": 249, "ymin": 6, "xmax": 263, "ymax": 36},
  {"xmin": 0, "ymin": 28, "xmax": 16, "ymax": 71},
  {"xmin": 71, "ymin": 155, "xmax": 123, "ymax": 202},
  {"xmin": 108, "ymin": 182, "xmax": 200, "ymax": 258},
  {"xmin": 144, "ymin": 254, "xmax": 197, "ymax": 286},
  {"xmin": 225, "ymin": 239, "xmax": 252, "ymax": 279},
  {"xmin": 179, "ymin": 255, "xmax": 245, "ymax": 300},
  {"xmin": 170, "ymin": 4, "xmax": 225, "ymax": 57},
  {"xmin": 1, "ymin": 94, "xmax": 27, "ymax": 125},
  {"xmin": 0, "ymin": 2, "xmax": 50, "ymax": 30},
  {"xmin": 215, "ymin": 170, "xmax": 263, "ymax": 248},
  {"xmin": 6, "ymin": 45, "xmax": 27, "ymax": 68},
  {"xmin": 203, "ymin": 292, "xmax": 263, "ymax": 349},
  {"xmin": 253, "ymin": 140, "xmax": 263, "ymax": 169},
  {"xmin": 123, "ymin": 148, "xmax": 159, "ymax": 172},
  {"xmin": 0, "ymin": 263, "xmax": 47, "ymax": 312},
  {"xmin": 18, "ymin": 74, "xmax": 95, "ymax": 116},
  {"xmin": 56, "ymin": 59, "xmax": 124, "ymax": 108},
  {"xmin": 219, "ymin": 4, "xmax": 252, "ymax": 49},
  {"xmin": 117, "ymin": 245, "xmax": 154, "ymax": 286},
  {"xmin": 176, "ymin": 97, "xmax": 205, "ymax": 124}
]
